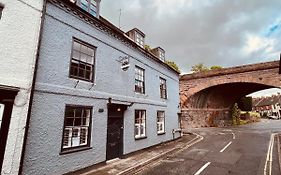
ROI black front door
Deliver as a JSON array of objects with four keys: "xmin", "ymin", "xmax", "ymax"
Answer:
[
  {"xmin": 106, "ymin": 104, "xmax": 125, "ymax": 160},
  {"xmin": 0, "ymin": 88, "xmax": 18, "ymax": 172}
]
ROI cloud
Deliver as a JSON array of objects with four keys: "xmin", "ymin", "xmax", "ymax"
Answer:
[{"xmin": 100, "ymin": 0, "xmax": 281, "ymax": 73}]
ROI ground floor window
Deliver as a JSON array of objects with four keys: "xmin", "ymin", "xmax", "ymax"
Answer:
[
  {"xmin": 62, "ymin": 106, "xmax": 91, "ymax": 151},
  {"xmin": 157, "ymin": 111, "xmax": 165, "ymax": 134},
  {"xmin": 135, "ymin": 110, "xmax": 146, "ymax": 139}
]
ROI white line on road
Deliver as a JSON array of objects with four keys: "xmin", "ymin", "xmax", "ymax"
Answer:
[
  {"xmin": 264, "ymin": 133, "xmax": 276, "ymax": 175},
  {"xmin": 232, "ymin": 132, "xmax": 236, "ymax": 140},
  {"xmin": 194, "ymin": 162, "xmax": 211, "ymax": 175},
  {"xmin": 220, "ymin": 141, "xmax": 232, "ymax": 153}
]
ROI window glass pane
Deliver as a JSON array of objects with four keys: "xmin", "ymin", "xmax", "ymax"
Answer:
[
  {"xmin": 81, "ymin": 45, "xmax": 88, "ymax": 54},
  {"xmin": 63, "ymin": 128, "xmax": 71, "ymax": 148},
  {"xmin": 80, "ymin": 53, "xmax": 87, "ymax": 62},
  {"xmin": 91, "ymin": 0, "xmax": 97, "ymax": 6},
  {"xmin": 65, "ymin": 107, "xmax": 74, "ymax": 118},
  {"xmin": 86, "ymin": 55, "xmax": 93, "ymax": 64},
  {"xmin": 80, "ymin": 128, "xmax": 88, "ymax": 144},
  {"xmin": 65, "ymin": 117, "xmax": 74, "ymax": 126},
  {"xmin": 72, "ymin": 50, "xmax": 80, "ymax": 60},
  {"xmin": 73, "ymin": 41, "xmax": 80, "ymax": 51}
]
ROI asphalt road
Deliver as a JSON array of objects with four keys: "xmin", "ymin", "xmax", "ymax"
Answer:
[{"xmin": 137, "ymin": 119, "xmax": 281, "ymax": 175}]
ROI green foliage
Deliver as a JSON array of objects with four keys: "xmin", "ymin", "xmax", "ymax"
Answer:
[
  {"xmin": 210, "ymin": 65, "xmax": 223, "ymax": 70},
  {"xmin": 144, "ymin": 45, "xmax": 151, "ymax": 51},
  {"xmin": 165, "ymin": 60, "xmax": 181, "ymax": 73},
  {"xmin": 231, "ymin": 103, "xmax": 241, "ymax": 125},
  {"xmin": 238, "ymin": 97, "xmax": 252, "ymax": 111},
  {"xmin": 191, "ymin": 63, "xmax": 223, "ymax": 72},
  {"xmin": 191, "ymin": 63, "xmax": 209, "ymax": 72}
]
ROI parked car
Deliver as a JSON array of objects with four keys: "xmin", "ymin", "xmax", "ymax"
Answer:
[{"xmin": 268, "ymin": 115, "xmax": 279, "ymax": 120}]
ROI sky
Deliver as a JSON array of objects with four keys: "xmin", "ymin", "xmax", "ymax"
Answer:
[
  {"xmin": 100, "ymin": 0, "xmax": 281, "ymax": 73},
  {"xmin": 100, "ymin": 0, "xmax": 281, "ymax": 97}
]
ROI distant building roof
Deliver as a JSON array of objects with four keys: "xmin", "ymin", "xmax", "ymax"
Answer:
[{"xmin": 253, "ymin": 95, "xmax": 281, "ymax": 107}]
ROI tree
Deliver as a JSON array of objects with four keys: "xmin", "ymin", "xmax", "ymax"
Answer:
[
  {"xmin": 210, "ymin": 65, "xmax": 223, "ymax": 70},
  {"xmin": 232, "ymin": 103, "xmax": 241, "ymax": 125},
  {"xmin": 165, "ymin": 60, "xmax": 181, "ymax": 73},
  {"xmin": 191, "ymin": 63, "xmax": 209, "ymax": 72}
]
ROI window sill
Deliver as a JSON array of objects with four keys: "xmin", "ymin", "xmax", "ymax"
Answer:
[
  {"xmin": 69, "ymin": 76, "xmax": 94, "ymax": 83},
  {"xmin": 60, "ymin": 146, "xmax": 92, "ymax": 155},
  {"xmin": 135, "ymin": 136, "xmax": 147, "ymax": 140},
  {"xmin": 157, "ymin": 132, "xmax": 166, "ymax": 135}
]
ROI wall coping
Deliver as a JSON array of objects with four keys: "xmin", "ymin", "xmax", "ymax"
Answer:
[{"xmin": 180, "ymin": 60, "xmax": 279, "ymax": 80}]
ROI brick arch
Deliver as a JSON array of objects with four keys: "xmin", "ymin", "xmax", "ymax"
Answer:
[
  {"xmin": 179, "ymin": 61, "xmax": 280, "ymax": 128},
  {"xmin": 186, "ymin": 82, "xmax": 276, "ymax": 109}
]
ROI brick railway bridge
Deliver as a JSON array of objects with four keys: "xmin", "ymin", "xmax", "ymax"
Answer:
[{"xmin": 180, "ymin": 60, "xmax": 280, "ymax": 128}]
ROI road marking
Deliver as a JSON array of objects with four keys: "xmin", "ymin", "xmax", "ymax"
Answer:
[
  {"xmin": 194, "ymin": 162, "xmax": 211, "ymax": 175},
  {"xmin": 264, "ymin": 133, "xmax": 276, "ymax": 175},
  {"xmin": 232, "ymin": 132, "xmax": 236, "ymax": 140},
  {"xmin": 220, "ymin": 141, "xmax": 232, "ymax": 153}
]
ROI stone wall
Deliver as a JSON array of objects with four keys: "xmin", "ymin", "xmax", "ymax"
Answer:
[{"xmin": 181, "ymin": 109, "xmax": 232, "ymax": 128}]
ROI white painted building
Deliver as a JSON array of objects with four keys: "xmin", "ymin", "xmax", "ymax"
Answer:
[{"xmin": 0, "ymin": 0, "xmax": 43, "ymax": 174}]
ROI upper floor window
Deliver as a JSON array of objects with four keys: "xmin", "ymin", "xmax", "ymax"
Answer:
[
  {"xmin": 77, "ymin": 0, "xmax": 100, "ymax": 17},
  {"xmin": 62, "ymin": 106, "xmax": 92, "ymax": 151},
  {"xmin": 70, "ymin": 39, "xmax": 96, "ymax": 82},
  {"xmin": 135, "ymin": 110, "xmax": 146, "ymax": 139},
  {"xmin": 136, "ymin": 33, "xmax": 144, "ymax": 48},
  {"xmin": 135, "ymin": 66, "xmax": 145, "ymax": 94},
  {"xmin": 160, "ymin": 77, "xmax": 167, "ymax": 99}
]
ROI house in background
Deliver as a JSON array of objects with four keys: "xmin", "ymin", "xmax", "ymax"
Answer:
[
  {"xmin": 0, "ymin": 0, "xmax": 43, "ymax": 174},
  {"xmin": 253, "ymin": 94, "xmax": 281, "ymax": 119},
  {"xmin": 22, "ymin": 0, "xmax": 180, "ymax": 174}
]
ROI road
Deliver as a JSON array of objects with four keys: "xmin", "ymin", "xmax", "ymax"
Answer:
[{"xmin": 136, "ymin": 119, "xmax": 281, "ymax": 175}]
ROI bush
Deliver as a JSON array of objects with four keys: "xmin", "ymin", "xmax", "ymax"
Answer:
[{"xmin": 232, "ymin": 103, "xmax": 241, "ymax": 125}]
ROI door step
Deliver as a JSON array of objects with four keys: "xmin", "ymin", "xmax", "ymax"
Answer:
[{"xmin": 106, "ymin": 158, "xmax": 120, "ymax": 164}]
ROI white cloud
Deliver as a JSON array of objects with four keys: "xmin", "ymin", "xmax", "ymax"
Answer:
[{"xmin": 242, "ymin": 34, "xmax": 276, "ymax": 55}]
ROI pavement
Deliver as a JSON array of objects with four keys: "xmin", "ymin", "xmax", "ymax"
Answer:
[{"xmin": 74, "ymin": 133, "xmax": 201, "ymax": 175}]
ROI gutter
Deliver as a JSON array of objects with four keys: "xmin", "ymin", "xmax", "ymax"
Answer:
[{"xmin": 18, "ymin": 0, "xmax": 47, "ymax": 174}]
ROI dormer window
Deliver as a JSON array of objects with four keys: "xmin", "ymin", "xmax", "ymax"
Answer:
[
  {"xmin": 77, "ymin": 0, "xmax": 100, "ymax": 18},
  {"xmin": 136, "ymin": 33, "xmax": 144, "ymax": 48},
  {"xmin": 151, "ymin": 47, "xmax": 165, "ymax": 62},
  {"xmin": 126, "ymin": 28, "xmax": 145, "ymax": 48}
]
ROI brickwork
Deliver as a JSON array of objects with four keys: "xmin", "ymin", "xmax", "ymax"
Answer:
[{"xmin": 180, "ymin": 61, "xmax": 281, "ymax": 128}]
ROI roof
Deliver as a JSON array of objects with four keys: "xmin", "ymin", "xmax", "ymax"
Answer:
[
  {"xmin": 253, "ymin": 95, "xmax": 281, "ymax": 107},
  {"xmin": 126, "ymin": 28, "xmax": 146, "ymax": 37},
  {"xmin": 53, "ymin": 0, "xmax": 180, "ymax": 74}
]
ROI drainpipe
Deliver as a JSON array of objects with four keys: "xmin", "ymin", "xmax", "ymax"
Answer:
[{"xmin": 19, "ymin": 0, "xmax": 47, "ymax": 174}]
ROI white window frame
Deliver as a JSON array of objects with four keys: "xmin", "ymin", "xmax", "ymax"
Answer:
[
  {"xmin": 160, "ymin": 77, "xmax": 167, "ymax": 99},
  {"xmin": 135, "ymin": 66, "xmax": 145, "ymax": 94},
  {"xmin": 135, "ymin": 110, "xmax": 146, "ymax": 139},
  {"xmin": 159, "ymin": 51, "xmax": 165, "ymax": 62},
  {"xmin": 62, "ymin": 106, "xmax": 91, "ymax": 151},
  {"xmin": 157, "ymin": 111, "xmax": 165, "ymax": 134},
  {"xmin": 135, "ymin": 33, "xmax": 144, "ymax": 48}
]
